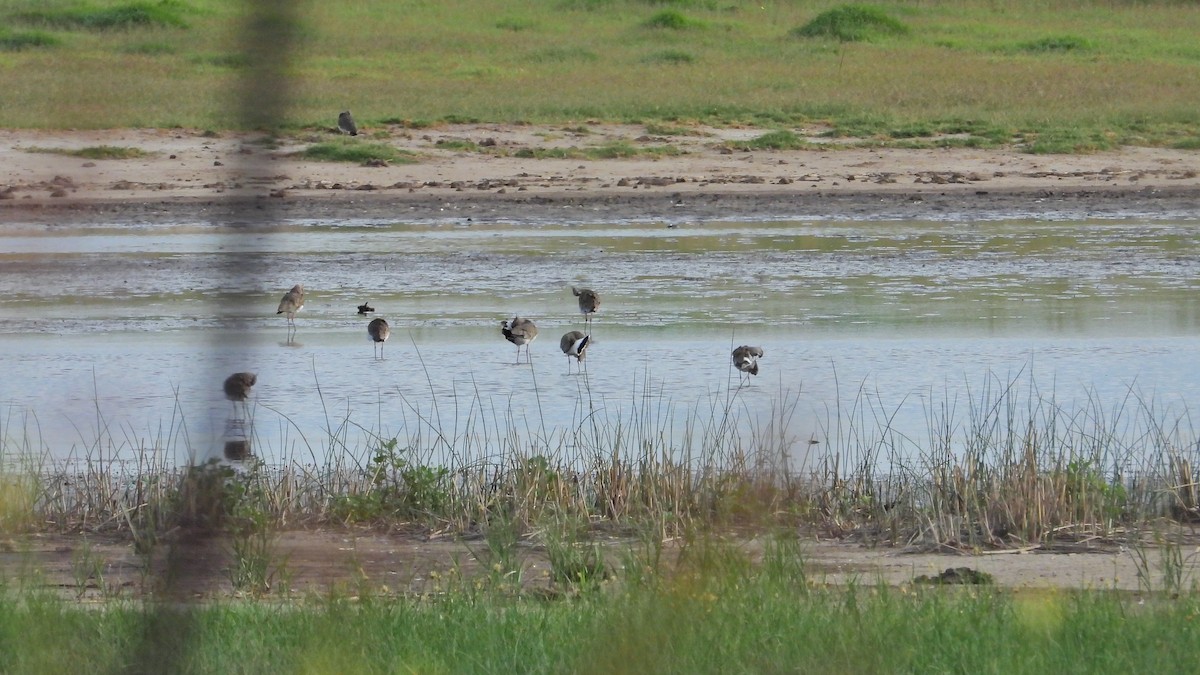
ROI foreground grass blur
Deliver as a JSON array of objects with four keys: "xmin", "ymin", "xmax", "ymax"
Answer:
[{"xmin": 2, "ymin": 551, "xmax": 1200, "ymax": 674}]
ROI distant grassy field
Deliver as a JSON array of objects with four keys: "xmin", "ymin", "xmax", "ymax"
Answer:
[{"xmin": 1, "ymin": 0, "xmax": 1198, "ymax": 149}]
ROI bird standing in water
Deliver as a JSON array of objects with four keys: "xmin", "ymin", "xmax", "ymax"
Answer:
[
  {"xmin": 368, "ymin": 317, "xmax": 390, "ymax": 360},
  {"xmin": 277, "ymin": 284, "xmax": 305, "ymax": 341},
  {"xmin": 560, "ymin": 330, "xmax": 590, "ymax": 374},
  {"xmin": 572, "ymin": 287, "xmax": 600, "ymax": 329},
  {"xmin": 732, "ymin": 345, "xmax": 763, "ymax": 385},
  {"xmin": 223, "ymin": 372, "xmax": 257, "ymax": 419},
  {"xmin": 501, "ymin": 317, "xmax": 539, "ymax": 364}
]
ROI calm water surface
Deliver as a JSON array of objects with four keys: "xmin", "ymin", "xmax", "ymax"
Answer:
[{"xmin": 2, "ymin": 216, "xmax": 1198, "ymax": 469}]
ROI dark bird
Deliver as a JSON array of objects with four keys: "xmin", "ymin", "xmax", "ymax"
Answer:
[
  {"xmin": 501, "ymin": 316, "xmax": 539, "ymax": 364},
  {"xmin": 560, "ymin": 330, "xmax": 590, "ymax": 374},
  {"xmin": 338, "ymin": 110, "xmax": 358, "ymax": 136},
  {"xmin": 732, "ymin": 345, "xmax": 763, "ymax": 383},
  {"xmin": 223, "ymin": 372, "xmax": 257, "ymax": 418},
  {"xmin": 357, "ymin": 302, "xmax": 375, "ymax": 315},
  {"xmin": 572, "ymin": 287, "xmax": 600, "ymax": 328},
  {"xmin": 277, "ymin": 284, "xmax": 305, "ymax": 336},
  {"xmin": 367, "ymin": 317, "xmax": 390, "ymax": 360}
]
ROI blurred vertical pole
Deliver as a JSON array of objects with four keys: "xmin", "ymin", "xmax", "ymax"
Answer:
[{"xmin": 124, "ymin": 2, "xmax": 301, "ymax": 673}]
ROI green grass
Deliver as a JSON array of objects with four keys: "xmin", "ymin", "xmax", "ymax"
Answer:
[
  {"xmin": 0, "ymin": 0, "xmax": 1197, "ymax": 149},
  {"xmin": 12, "ymin": 0, "xmax": 194, "ymax": 30},
  {"xmin": 3, "ymin": 565, "xmax": 1200, "ymax": 673},
  {"xmin": 0, "ymin": 30, "xmax": 60, "ymax": 51},
  {"xmin": 297, "ymin": 139, "xmax": 414, "ymax": 164},
  {"xmin": 23, "ymin": 144, "xmax": 150, "ymax": 159}
]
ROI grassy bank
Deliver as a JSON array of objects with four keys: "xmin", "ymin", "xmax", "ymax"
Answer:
[
  {"xmin": 3, "ymin": 560, "xmax": 1200, "ymax": 673},
  {"xmin": 0, "ymin": 1, "xmax": 1197, "ymax": 150}
]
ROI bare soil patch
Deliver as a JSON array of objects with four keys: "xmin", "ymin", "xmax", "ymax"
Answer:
[{"xmin": 3, "ymin": 529, "xmax": 1192, "ymax": 602}]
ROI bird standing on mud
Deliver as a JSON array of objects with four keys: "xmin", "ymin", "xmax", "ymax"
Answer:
[
  {"xmin": 732, "ymin": 345, "xmax": 763, "ymax": 384},
  {"xmin": 338, "ymin": 110, "xmax": 358, "ymax": 136},
  {"xmin": 560, "ymin": 330, "xmax": 590, "ymax": 374},
  {"xmin": 367, "ymin": 317, "xmax": 390, "ymax": 360},
  {"xmin": 223, "ymin": 372, "xmax": 257, "ymax": 418},
  {"xmin": 572, "ymin": 287, "xmax": 600, "ymax": 328},
  {"xmin": 501, "ymin": 316, "xmax": 539, "ymax": 364},
  {"xmin": 277, "ymin": 284, "xmax": 305, "ymax": 340}
]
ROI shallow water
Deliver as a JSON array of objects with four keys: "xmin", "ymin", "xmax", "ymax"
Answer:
[{"xmin": 2, "ymin": 215, "xmax": 1198, "ymax": 469}]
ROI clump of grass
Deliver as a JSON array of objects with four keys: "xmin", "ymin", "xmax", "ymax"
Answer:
[
  {"xmin": 790, "ymin": 4, "xmax": 909, "ymax": 42},
  {"xmin": 14, "ymin": 0, "xmax": 193, "ymax": 30},
  {"xmin": 297, "ymin": 139, "xmax": 414, "ymax": 164},
  {"xmin": 434, "ymin": 138, "xmax": 480, "ymax": 152},
  {"xmin": 189, "ymin": 53, "xmax": 249, "ymax": 69},
  {"xmin": 528, "ymin": 46, "xmax": 599, "ymax": 64},
  {"xmin": 643, "ymin": 10, "xmax": 706, "ymax": 30},
  {"xmin": 734, "ymin": 129, "xmax": 811, "ymax": 150},
  {"xmin": 1017, "ymin": 35, "xmax": 1094, "ymax": 54},
  {"xmin": 23, "ymin": 145, "xmax": 150, "ymax": 159},
  {"xmin": 1024, "ymin": 128, "xmax": 1115, "ymax": 154},
  {"xmin": 495, "ymin": 17, "xmax": 536, "ymax": 31},
  {"xmin": 0, "ymin": 30, "xmax": 60, "ymax": 51},
  {"xmin": 120, "ymin": 41, "xmax": 175, "ymax": 55},
  {"xmin": 643, "ymin": 49, "xmax": 695, "ymax": 65}
]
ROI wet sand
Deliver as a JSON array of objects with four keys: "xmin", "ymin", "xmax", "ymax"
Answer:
[{"xmin": 2, "ymin": 125, "xmax": 1199, "ymax": 224}]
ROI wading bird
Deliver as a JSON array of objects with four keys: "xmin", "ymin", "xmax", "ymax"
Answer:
[
  {"xmin": 338, "ymin": 110, "xmax": 358, "ymax": 136},
  {"xmin": 560, "ymin": 330, "xmax": 590, "ymax": 374},
  {"xmin": 277, "ymin": 284, "xmax": 305, "ymax": 339},
  {"xmin": 223, "ymin": 372, "xmax": 257, "ymax": 419},
  {"xmin": 571, "ymin": 287, "xmax": 600, "ymax": 328},
  {"xmin": 732, "ymin": 345, "xmax": 763, "ymax": 384},
  {"xmin": 367, "ymin": 317, "xmax": 390, "ymax": 360},
  {"xmin": 501, "ymin": 316, "xmax": 538, "ymax": 364}
]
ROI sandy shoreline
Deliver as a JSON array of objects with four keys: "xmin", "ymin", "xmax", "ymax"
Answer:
[{"xmin": 2, "ymin": 125, "xmax": 1198, "ymax": 223}]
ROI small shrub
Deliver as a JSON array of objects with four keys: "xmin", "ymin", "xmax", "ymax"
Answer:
[
  {"xmin": 0, "ymin": 30, "xmax": 60, "ymax": 51},
  {"xmin": 791, "ymin": 4, "xmax": 909, "ymax": 43},
  {"xmin": 644, "ymin": 10, "xmax": 706, "ymax": 30}
]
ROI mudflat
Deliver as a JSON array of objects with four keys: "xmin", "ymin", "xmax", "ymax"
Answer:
[{"xmin": 2, "ymin": 124, "xmax": 1198, "ymax": 223}]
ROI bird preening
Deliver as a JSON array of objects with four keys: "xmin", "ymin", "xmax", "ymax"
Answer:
[
  {"xmin": 501, "ymin": 316, "xmax": 538, "ymax": 364},
  {"xmin": 732, "ymin": 345, "xmax": 763, "ymax": 383},
  {"xmin": 338, "ymin": 110, "xmax": 358, "ymax": 136},
  {"xmin": 222, "ymin": 372, "xmax": 256, "ymax": 460},
  {"xmin": 277, "ymin": 284, "xmax": 305, "ymax": 341},
  {"xmin": 357, "ymin": 302, "xmax": 375, "ymax": 315},
  {"xmin": 560, "ymin": 330, "xmax": 590, "ymax": 374},
  {"xmin": 572, "ymin": 287, "xmax": 600, "ymax": 328},
  {"xmin": 367, "ymin": 317, "xmax": 390, "ymax": 360}
]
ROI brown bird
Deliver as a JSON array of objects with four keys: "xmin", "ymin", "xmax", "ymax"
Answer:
[
  {"xmin": 732, "ymin": 345, "xmax": 763, "ymax": 384},
  {"xmin": 501, "ymin": 316, "xmax": 538, "ymax": 364},
  {"xmin": 572, "ymin": 287, "xmax": 600, "ymax": 328},
  {"xmin": 368, "ymin": 317, "xmax": 390, "ymax": 360},
  {"xmin": 223, "ymin": 372, "xmax": 257, "ymax": 418},
  {"xmin": 277, "ymin": 284, "xmax": 305, "ymax": 337},
  {"xmin": 560, "ymin": 330, "xmax": 590, "ymax": 374}
]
